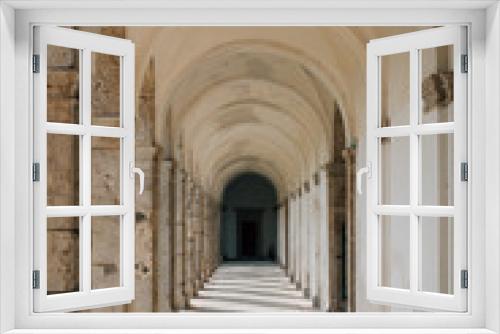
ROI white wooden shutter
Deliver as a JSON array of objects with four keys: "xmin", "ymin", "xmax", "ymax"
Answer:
[
  {"xmin": 365, "ymin": 26, "xmax": 467, "ymax": 311},
  {"xmin": 33, "ymin": 26, "xmax": 138, "ymax": 312}
]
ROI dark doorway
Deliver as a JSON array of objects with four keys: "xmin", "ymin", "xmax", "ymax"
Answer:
[
  {"xmin": 237, "ymin": 209, "xmax": 262, "ymax": 259},
  {"xmin": 220, "ymin": 173, "xmax": 277, "ymax": 262}
]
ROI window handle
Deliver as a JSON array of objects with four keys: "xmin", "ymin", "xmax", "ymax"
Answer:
[
  {"xmin": 130, "ymin": 162, "xmax": 145, "ymax": 195},
  {"xmin": 356, "ymin": 162, "xmax": 371, "ymax": 195}
]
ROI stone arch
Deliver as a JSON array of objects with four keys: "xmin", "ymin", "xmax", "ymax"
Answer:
[{"xmin": 154, "ymin": 38, "xmax": 357, "ymax": 199}]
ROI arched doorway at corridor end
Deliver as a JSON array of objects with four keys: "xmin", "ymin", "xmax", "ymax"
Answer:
[{"xmin": 220, "ymin": 173, "xmax": 278, "ymax": 262}]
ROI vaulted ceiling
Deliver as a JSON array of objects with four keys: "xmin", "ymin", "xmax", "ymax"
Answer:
[{"xmin": 124, "ymin": 27, "xmax": 421, "ymax": 200}]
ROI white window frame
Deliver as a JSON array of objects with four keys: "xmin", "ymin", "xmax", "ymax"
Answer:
[
  {"xmin": 33, "ymin": 26, "xmax": 136, "ymax": 312},
  {"xmin": 365, "ymin": 26, "xmax": 467, "ymax": 312},
  {"xmin": 0, "ymin": 1, "xmax": 498, "ymax": 333}
]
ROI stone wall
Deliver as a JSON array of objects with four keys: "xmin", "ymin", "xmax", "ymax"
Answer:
[{"xmin": 46, "ymin": 44, "xmax": 80, "ymax": 295}]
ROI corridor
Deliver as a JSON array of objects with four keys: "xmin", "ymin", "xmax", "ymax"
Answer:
[
  {"xmin": 189, "ymin": 263, "xmax": 314, "ymax": 312},
  {"xmin": 44, "ymin": 26, "xmax": 448, "ymax": 313}
]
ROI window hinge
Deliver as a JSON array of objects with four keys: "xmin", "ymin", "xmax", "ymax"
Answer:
[
  {"xmin": 32, "ymin": 55, "xmax": 40, "ymax": 73},
  {"xmin": 461, "ymin": 162, "xmax": 468, "ymax": 182},
  {"xmin": 461, "ymin": 269, "xmax": 468, "ymax": 289},
  {"xmin": 32, "ymin": 163, "xmax": 40, "ymax": 182},
  {"xmin": 461, "ymin": 54, "xmax": 468, "ymax": 73},
  {"xmin": 32, "ymin": 270, "xmax": 40, "ymax": 289}
]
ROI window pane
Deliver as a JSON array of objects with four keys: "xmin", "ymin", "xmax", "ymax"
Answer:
[
  {"xmin": 47, "ymin": 217, "xmax": 80, "ymax": 295},
  {"xmin": 91, "ymin": 137, "xmax": 121, "ymax": 205},
  {"xmin": 47, "ymin": 134, "xmax": 80, "ymax": 206},
  {"xmin": 421, "ymin": 45, "xmax": 454, "ymax": 124},
  {"xmin": 47, "ymin": 45, "xmax": 80, "ymax": 124},
  {"xmin": 380, "ymin": 137, "xmax": 410, "ymax": 205},
  {"xmin": 92, "ymin": 216, "xmax": 121, "ymax": 289},
  {"xmin": 380, "ymin": 215, "xmax": 410, "ymax": 289},
  {"xmin": 92, "ymin": 52, "xmax": 121, "ymax": 127},
  {"xmin": 420, "ymin": 134, "xmax": 454, "ymax": 206},
  {"xmin": 380, "ymin": 52, "xmax": 410, "ymax": 127},
  {"xmin": 420, "ymin": 217, "xmax": 454, "ymax": 294}
]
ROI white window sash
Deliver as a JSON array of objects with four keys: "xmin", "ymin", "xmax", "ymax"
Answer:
[
  {"xmin": 366, "ymin": 26, "xmax": 468, "ymax": 312},
  {"xmin": 33, "ymin": 26, "xmax": 136, "ymax": 312}
]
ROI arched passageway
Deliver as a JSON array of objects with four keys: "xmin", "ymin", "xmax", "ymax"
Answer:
[
  {"xmin": 46, "ymin": 26, "xmax": 424, "ymax": 313},
  {"xmin": 220, "ymin": 173, "xmax": 278, "ymax": 262}
]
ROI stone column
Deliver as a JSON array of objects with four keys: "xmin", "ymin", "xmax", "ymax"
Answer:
[
  {"xmin": 278, "ymin": 200, "xmax": 288, "ymax": 270},
  {"xmin": 192, "ymin": 185, "xmax": 199, "ymax": 294},
  {"xmin": 301, "ymin": 182, "xmax": 310, "ymax": 297},
  {"xmin": 277, "ymin": 204, "xmax": 282, "ymax": 266},
  {"xmin": 207, "ymin": 198, "xmax": 215, "ymax": 276},
  {"xmin": 342, "ymin": 148, "xmax": 356, "ymax": 312},
  {"xmin": 282, "ymin": 200, "xmax": 288, "ymax": 270},
  {"xmin": 193, "ymin": 185, "xmax": 203, "ymax": 292},
  {"xmin": 309, "ymin": 173, "xmax": 320, "ymax": 307},
  {"xmin": 155, "ymin": 160, "xmax": 173, "ymax": 311},
  {"xmin": 184, "ymin": 176, "xmax": 195, "ymax": 304},
  {"xmin": 202, "ymin": 194, "xmax": 210, "ymax": 281},
  {"xmin": 279, "ymin": 203, "xmax": 284, "ymax": 267},
  {"xmin": 213, "ymin": 202, "xmax": 221, "ymax": 271},
  {"xmin": 295, "ymin": 188, "xmax": 302, "ymax": 289},
  {"xmin": 319, "ymin": 163, "xmax": 334, "ymax": 311},
  {"xmin": 207, "ymin": 200, "xmax": 214, "ymax": 275},
  {"xmin": 173, "ymin": 167, "xmax": 186, "ymax": 310},
  {"xmin": 315, "ymin": 173, "xmax": 322, "ymax": 308},
  {"xmin": 287, "ymin": 194, "xmax": 295, "ymax": 280}
]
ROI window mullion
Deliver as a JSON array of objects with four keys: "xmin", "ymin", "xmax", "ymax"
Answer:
[
  {"xmin": 409, "ymin": 48, "xmax": 419, "ymax": 294},
  {"xmin": 81, "ymin": 48, "xmax": 92, "ymax": 294}
]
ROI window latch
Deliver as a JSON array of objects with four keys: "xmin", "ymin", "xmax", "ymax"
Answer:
[
  {"xmin": 461, "ymin": 162, "xmax": 468, "ymax": 182},
  {"xmin": 33, "ymin": 270, "xmax": 40, "ymax": 289},
  {"xmin": 33, "ymin": 163, "xmax": 40, "ymax": 182},
  {"xmin": 461, "ymin": 54, "xmax": 468, "ymax": 73},
  {"xmin": 33, "ymin": 55, "xmax": 40, "ymax": 73},
  {"xmin": 461, "ymin": 269, "xmax": 468, "ymax": 289},
  {"xmin": 356, "ymin": 162, "xmax": 372, "ymax": 195},
  {"xmin": 130, "ymin": 162, "xmax": 145, "ymax": 195}
]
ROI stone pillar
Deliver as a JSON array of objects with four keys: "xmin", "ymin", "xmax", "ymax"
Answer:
[
  {"xmin": 319, "ymin": 164, "xmax": 334, "ymax": 311},
  {"xmin": 294, "ymin": 188, "xmax": 302, "ymax": 289},
  {"xmin": 173, "ymin": 167, "xmax": 186, "ymax": 310},
  {"xmin": 128, "ymin": 147, "xmax": 156, "ymax": 312},
  {"xmin": 278, "ymin": 203, "xmax": 283, "ymax": 267},
  {"xmin": 309, "ymin": 173, "xmax": 320, "ymax": 307},
  {"xmin": 202, "ymin": 194, "xmax": 210, "ymax": 281},
  {"xmin": 184, "ymin": 176, "xmax": 195, "ymax": 304},
  {"xmin": 155, "ymin": 160, "xmax": 173, "ymax": 311},
  {"xmin": 278, "ymin": 200, "xmax": 288, "ymax": 269},
  {"xmin": 301, "ymin": 182, "xmax": 310, "ymax": 297},
  {"xmin": 342, "ymin": 148, "xmax": 356, "ymax": 312},
  {"xmin": 207, "ymin": 199, "xmax": 215, "ymax": 276},
  {"xmin": 213, "ymin": 202, "xmax": 221, "ymax": 271},
  {"xmin": 206, "ymin": 198, "xmax": 218, "ymax": 276},
  {"xmin": 193, "ymin": 185, "xmax": 203, "ymax": 292},
  {"xmin": 282, "ymin": 200, "xmax": 288, "ymax": 270},
  {"xmin": 288, "ymin": 194, "xmax": 295, "ymax": 280}
]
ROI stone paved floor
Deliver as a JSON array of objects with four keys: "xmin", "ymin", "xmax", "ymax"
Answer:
[{"xmin": 189, "ymin": 262, "xmax": 315, "ymax": 312}]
